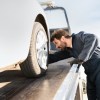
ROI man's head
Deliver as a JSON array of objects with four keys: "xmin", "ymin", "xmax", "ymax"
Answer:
[{"xmin": 50, "ymin": 29, "xmax": 72, "ymax": 50}]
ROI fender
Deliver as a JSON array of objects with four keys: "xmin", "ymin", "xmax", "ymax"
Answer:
[{"xmin": 0, "ymin": 0, "xmax": 49, "ymax": 68}]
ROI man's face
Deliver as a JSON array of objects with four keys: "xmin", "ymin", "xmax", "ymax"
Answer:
[{"xmin": 53, "ymin": 37, "xmax": 66, "ymax": 50}]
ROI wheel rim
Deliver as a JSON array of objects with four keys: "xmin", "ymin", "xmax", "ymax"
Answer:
[{"xmin": 36, "ymin": 30, "xmax": 48, "ymax": 70}]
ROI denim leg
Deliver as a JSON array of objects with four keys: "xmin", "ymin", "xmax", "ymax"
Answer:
[{"xmin": 87, "ymin": 76, "xmax": 96, "ymax": 100}]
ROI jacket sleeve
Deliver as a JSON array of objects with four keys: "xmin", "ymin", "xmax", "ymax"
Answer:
[
  {"xmin": 78, "ymin": 32, "xmax": 98, "ymax": 62},
  {"xmin": 48, "ymin": 49, "xmax": 71, "ymax": 64}
]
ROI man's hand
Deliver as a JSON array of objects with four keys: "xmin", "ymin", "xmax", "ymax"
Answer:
[{"xmin": 68, "ymin": 58, "xmax": 83, "ymax": 66}]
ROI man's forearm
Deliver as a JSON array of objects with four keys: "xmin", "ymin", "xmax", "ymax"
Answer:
[{"xmin": 48, "ymin": 50, "xmax": 70, "ymax": 64}]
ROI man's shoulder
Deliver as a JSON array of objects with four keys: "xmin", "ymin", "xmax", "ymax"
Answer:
[
  {"xmin": 74, "ymin": 31, "xmax": 98, "ymax": 42},
  {"xmin": 75, "ymin": 31, "xmax": 93, "ymax": 37},
  {"xmin": 77, "ymin": 31, "xmax": 85, "ymax": 35},
  {"xmin": 72, "ymin": 31, "xmax": 85, "ymax": 38},
  {"xmin": 76, "ymin": 31, "xmax": 95, "ymax": 36},
  {"xmin": 72, "ymin": 31, "xmax": 85, "ymax": 36}
]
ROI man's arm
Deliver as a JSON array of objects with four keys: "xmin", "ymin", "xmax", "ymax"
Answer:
[
  {"xmin": 78, "ymin": 32, "xmax": 98, "ymax": 62},
  {"xmin": 48, "ymin": 49, "xmax": 71, "ymax": 64}
]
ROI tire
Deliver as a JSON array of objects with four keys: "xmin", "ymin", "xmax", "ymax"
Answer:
[{"xmin": 20, "ymin": 22, "xmax": 48, "ymax": 77}]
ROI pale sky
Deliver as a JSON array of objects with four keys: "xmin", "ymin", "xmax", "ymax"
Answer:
[
  {"xmin": 39, "ymin": 0, "xmax": 100, "ymax": 40},
  {"xmin": 54, "ymin": 0, "xmax": 100, "ymax": 35}
]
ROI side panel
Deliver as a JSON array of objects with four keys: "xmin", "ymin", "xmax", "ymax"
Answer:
[{"xmin": 0, "ymin": 0, "xmax": 47, "ymax": 67}]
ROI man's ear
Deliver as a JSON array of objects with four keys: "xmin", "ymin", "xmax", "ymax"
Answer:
[{"xmin": 61, "ymin": 36, "xmax": 65, "ymax": 41}]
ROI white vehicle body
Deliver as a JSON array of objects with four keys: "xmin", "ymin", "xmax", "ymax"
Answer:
[{"xmin": 0, "ymin": 0, "xmax": 49, "ymax": 69}]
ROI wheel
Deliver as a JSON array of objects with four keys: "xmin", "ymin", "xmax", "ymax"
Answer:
[{"xmin": 20, "ymin": 22, "xmax": 48, "ymax": 77}]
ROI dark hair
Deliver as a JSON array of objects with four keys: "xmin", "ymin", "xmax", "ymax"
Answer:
[{"xmin": 50, "ymin": 29, "xmax": 71, "ymax": 42}]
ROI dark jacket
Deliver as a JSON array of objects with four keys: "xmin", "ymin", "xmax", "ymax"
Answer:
[{"xmin": 49, "ymin": 31, "xmax": 100, "ymax": 79}]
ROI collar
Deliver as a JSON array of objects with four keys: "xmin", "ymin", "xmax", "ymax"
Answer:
[{"xmin": 72, "ymin": 33, "xmax": 75, "ymax": 48}]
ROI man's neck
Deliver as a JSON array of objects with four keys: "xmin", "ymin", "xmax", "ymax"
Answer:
[{"xmin": 65, "ymin": 37, "xmax": 72, "ymax": 48}]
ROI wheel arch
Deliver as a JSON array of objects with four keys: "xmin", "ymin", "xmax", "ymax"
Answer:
[
  {"xmin": 22, "ymin": 14, "xmax": 50, "ymax": 63},
  {"xmin": 35, "ymin": 14, "xmax": 49, "ymax": 41}
]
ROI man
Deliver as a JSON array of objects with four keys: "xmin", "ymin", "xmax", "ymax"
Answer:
[{"xmin": 48, "ymin": 29, "xmax": 100, "ymax": 100}]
